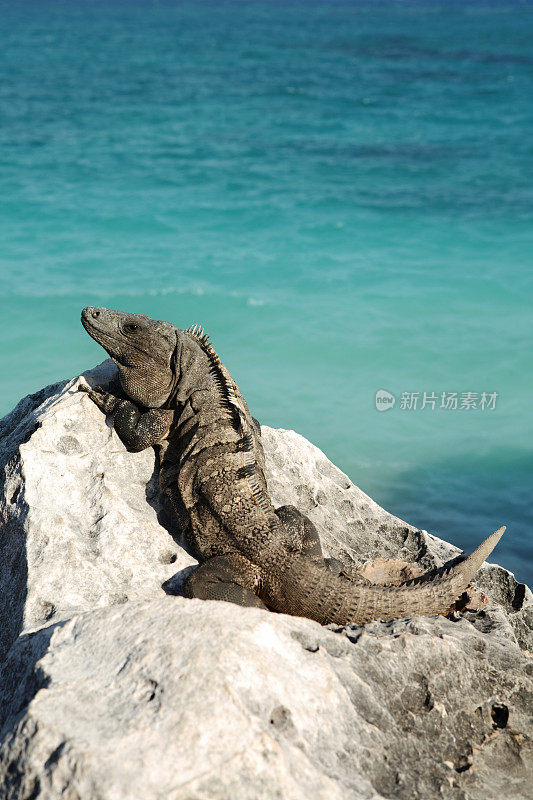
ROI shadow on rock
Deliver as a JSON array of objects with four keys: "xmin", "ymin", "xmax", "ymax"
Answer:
[
  {"xmin": 0, "ymin": 622, "xmax": 61, "ymax": 743},
  {"xmin": 0, "ymin": 386, "xmax": 69, "ymax": 665},
  {"xmin": 143, "ymin": 456, "xmax": 199, "ymax": 596}
]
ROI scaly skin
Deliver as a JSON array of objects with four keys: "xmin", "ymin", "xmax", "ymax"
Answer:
[{"xmin": 79, "ymin": 306, "xmax": 505, "ymax": 625}]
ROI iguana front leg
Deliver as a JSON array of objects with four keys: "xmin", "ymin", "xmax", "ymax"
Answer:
[{"xmin": 78, "ymin": 379, "xmax": 174, "ymax": 452}]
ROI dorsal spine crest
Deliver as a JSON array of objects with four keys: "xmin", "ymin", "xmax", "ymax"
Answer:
[
  {"xmin": 186, "ymin": 324, "xmax": 242, "ymax": 420},
  {"xmin": 185, "ymin": 325, "xmax": 274, "ymax": 518}
]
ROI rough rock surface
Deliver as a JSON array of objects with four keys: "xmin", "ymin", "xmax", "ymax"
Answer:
[{"xmin": 0, "ymin": 361, "xmax": 531, "ymax": 800}]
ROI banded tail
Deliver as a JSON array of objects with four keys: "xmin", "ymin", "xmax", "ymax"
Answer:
[{"xmin": 269, "ymin": 527, "xmax": 506, "ymax": 625}]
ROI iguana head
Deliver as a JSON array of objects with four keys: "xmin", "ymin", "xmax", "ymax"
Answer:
[{"xmin": 81, "ymin": 306, "xmax": 178, "ymax": 407}]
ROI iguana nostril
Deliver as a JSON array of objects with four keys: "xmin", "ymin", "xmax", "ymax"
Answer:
[{"xmin": 92, "ymin": 311, "xmax": 100, "ymax": 319}]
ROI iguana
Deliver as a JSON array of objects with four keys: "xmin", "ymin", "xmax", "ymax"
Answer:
[{"xmin": 79, "ymin": 306, "xmax": 505, "ymax": 625}]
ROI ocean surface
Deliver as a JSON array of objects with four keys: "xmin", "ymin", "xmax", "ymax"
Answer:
[{"xmin": 1, "ymin": 0, "xmax": 531, "ymax": 585}]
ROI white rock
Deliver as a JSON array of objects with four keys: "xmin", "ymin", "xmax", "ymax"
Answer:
[
  {"xmin": 0, "ymin": 363, "xmax": 531, "ymax": 799},
  {"xmin": 1, "ymin": 599, "xmax": 531, "ymax": 800}
]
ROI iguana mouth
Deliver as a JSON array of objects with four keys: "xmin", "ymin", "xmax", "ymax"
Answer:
[
  {"xmin": 81, "ymin": 307, "xmax": 174, "ymax": 367},
  {"xmin": 81, "ymin": 309, "xmax": 121, "ymax": 353}
]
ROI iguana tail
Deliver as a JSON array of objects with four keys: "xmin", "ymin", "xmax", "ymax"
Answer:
[{"xmin": 268, "ymin": 527, "xmax": 506, "ymax": 625}]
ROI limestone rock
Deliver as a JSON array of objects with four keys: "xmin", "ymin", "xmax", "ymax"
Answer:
[
  {"xmin": 0, "ymin": 362, "xmax": 531, "ymax": 799},
  {"xmin": 1, "ymin": 600, "xmax": 531, "ymax": 800}
]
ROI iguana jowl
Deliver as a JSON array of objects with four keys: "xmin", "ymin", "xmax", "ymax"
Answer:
[{"xmin": 79, "ymin": 306, "xmax": 505, "ymax": 625}]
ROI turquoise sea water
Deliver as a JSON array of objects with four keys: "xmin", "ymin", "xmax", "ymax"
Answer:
[{"xmin": 1, "ymin": 1, "xmax": 532, "ymax": 584}]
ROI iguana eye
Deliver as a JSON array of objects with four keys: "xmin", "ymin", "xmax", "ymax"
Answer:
[{"xmin": 125, "ymin": 323, "xmax": 139, "ymax": 333}]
